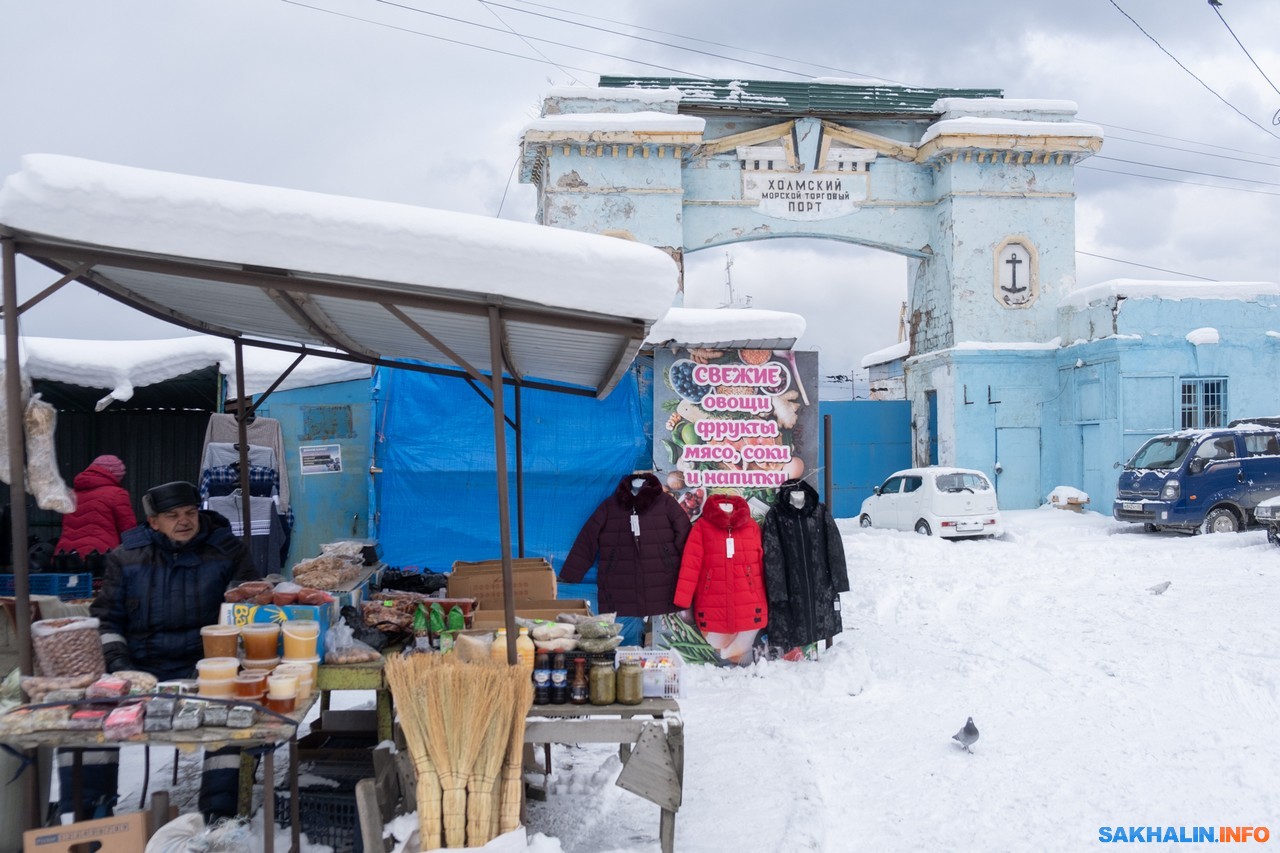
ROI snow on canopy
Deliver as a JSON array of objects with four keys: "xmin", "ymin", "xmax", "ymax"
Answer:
[
  {"xmin": 0, "ymin": 154, "xmax": 680, "ymax": 322},
  {"xmin": 3, "ymin": 334, "xmax": 369, "ymax": 401},
  {"xmin": 645, "ymin": 307, "xmax": 805, "ymax": 348},
  {"xmin": 919, "ymin": 115, "xmax": 1103, "ymax": 145}
]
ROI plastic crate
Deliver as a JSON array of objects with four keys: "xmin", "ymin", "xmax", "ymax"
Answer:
[
  {"xmin": 615, "ymin": 647, "xmax": 683, "ymax": 699},
  {"xmin": 0, "ymin": 573, "xmax": 93, "ymax": 599},
  {"xmin": 275, "ymin": 787, "xmax": 361, "ymax": 853}
]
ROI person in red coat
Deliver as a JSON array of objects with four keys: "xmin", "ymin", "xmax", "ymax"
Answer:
[
  {"xmin": 54, "ymin": 455, "xmax": 137, "ymax": 564},
  {"xmin": 673, "ymin": 493, "xmax": 767, "ymax": 664}
]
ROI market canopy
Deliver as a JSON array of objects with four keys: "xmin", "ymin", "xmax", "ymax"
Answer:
[
  {"xmin": 0, "ymin": 154, "xmax": 681, "ymax": 671},
  {"xmin": 0, "ymin": 154, "xmax": 681, "ymax": 398}
]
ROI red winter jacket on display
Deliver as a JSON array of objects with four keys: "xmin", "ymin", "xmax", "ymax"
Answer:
[
  {"xmin": 673, "ymin": 494, "xmax": 768, "ymax": 633},
  {"xmin": 55, "ymin": 465, "xmax": 137, "ymax": 556}
]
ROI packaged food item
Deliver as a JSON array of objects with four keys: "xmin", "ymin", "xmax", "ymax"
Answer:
[
  {"xmin": 28, "ymin": 704, "xmax": 72, "ymax": 731},
  {"xmin": 226, "ymin": 704, "xmax": 257, "ymax": 728},
  {"xmin": 113, "ymin": 671, "xmax": 159, "ymax": 694},
  {"xmin": 530, "ymin": 622, "xmax": 576, "ymax": 641},
  {"xmin": 575, "ymin": 635, "xmax": 623, "ymax": 653},
  {"xmin": 66, "ymin": 708, "xmax": 109, "ymax": 731},
  {"xmin": 85, "ymin": 675, "xmax": 131, "ymax": 699},
  {"xmin": 202, "ymin": 702, "xmax": 229, "ymax": 727},
  {"xmin": 532, "ymin": 637, "xmax": 577, "ymax": 653},
  {"xmin": 172, "ymin": 700, "xmax": 204, "ymax": 731},
  {"xmin": 144, "ymin": 697, "xmax": 176, "ymax": 733},
  {"xmin": 103, "ymin": 704, "xmax": 145, "ymax": 740},
  {"xmin": 43, "ymin": 689, "xmax": 86, "ymax": 704},
  {"xmin": 20, "ymin": 673, "xmax": 97, "ymax": 703},
  {"xmin": 31, "ymin": 617, "xmax": 105, "ymax": 678},
  {"xmin": 576, "ymin": 621, "xmax": 622, "ymax": 640}
]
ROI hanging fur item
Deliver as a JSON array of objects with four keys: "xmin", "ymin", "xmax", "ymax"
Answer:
[
  {"xmin": 24, "ymin": 393, "xmax": 75, "ymax": 513},
  {"xmin": 0, "ymin": 366, "xmax": 32, "ymax": 485}
]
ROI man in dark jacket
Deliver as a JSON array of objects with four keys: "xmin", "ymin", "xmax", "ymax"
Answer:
[{"xmin": 62, "ymin": 481, "xmax": 260, "ymax": 821}]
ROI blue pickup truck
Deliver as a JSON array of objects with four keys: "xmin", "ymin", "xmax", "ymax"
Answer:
[{"xmin": 1113, "ymin": 426, "xmax": 1280, "ymax": 533}]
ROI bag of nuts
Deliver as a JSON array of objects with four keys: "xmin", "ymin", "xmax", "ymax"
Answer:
[{"xmin": 31, "ymin": 617, "xmax": 105, "ymax": 679}]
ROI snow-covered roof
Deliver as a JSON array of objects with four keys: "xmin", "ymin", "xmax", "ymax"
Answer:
[
  {"xmin": 861, "ymin": 340, "xmax": 909, "ymax": 369},
  {"xmin": 932, "ymin": 98, "xmax": 1080, "ymax": 118},
  {"xmin": 920, "ymin": 116, "xmax": 1104, "ymax": 146},
  {"xmin": 1061, "ymin": 279, "xmax": 1280, "ymax": 309},
  {"xmin": 5, "ymin": 335, "xmax": 370, "ymax": 403},
  {"xmin": 522, "ymin": 111, "xmax": 705, "ymax": 134},
  {"xmin": 645, "ymin": 307, "xmax": 805, "ymax": 349},
  {"xmin": 0, "ymin": 154, "xmax": 681, "ymax": 397},
  {"xmin": 544, "ymin": 85, "xmax": 682, "ymax": 104}
]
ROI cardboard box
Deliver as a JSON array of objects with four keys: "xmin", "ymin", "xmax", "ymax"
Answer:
[
  {"xmin": 469, "ymin": 598, "xmax": 592, "ymax": 631},
  {"xmin": 25, "ymin": 812, "xmax": 146, "ymax": 853},
  {"xmin": 447, "ymin": 557, "xmax": 556, "ymax": 608},
  {"xmin": 219, "ymin": 603, "xmax": 334, "ymax": 658}
]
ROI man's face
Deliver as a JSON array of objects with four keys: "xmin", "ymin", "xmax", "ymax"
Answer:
[{"xmin": 149, "ymin": 505, "xmax": 199, "ymax": 544}]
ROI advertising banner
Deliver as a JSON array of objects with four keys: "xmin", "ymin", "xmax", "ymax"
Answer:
[{"xmin": 652, "ymin": 346, "xmax": 819, "ymax": 665}]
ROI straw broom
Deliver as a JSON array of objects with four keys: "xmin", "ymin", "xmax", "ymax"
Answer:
[
  {"xmin": 429, "ymin": 656, "xmax": 507, "ymax": 847},
  {"xmin": 498, "ymin": 669, "xmax": 536, "ymax": 834},
  {"xmin": 385, "ymin": 655, "xmax": 444, "ymax": 851},
  {"xmin": 465, "ymin": 663, "xmax": 515, "ymax": 846}
]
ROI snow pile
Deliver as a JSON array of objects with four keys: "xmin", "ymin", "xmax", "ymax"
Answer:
[
  {"xmin": 4, "ymin": 335, "xmax": 369, "ymax": 400},
  {"xmin": 645, "ymin": 307, "xmax": 805, "ymax": 347},
  {"xmin": 1061, "ymin": 279, "xmax": 1280, "ymax": 310},
  {"xmin": 1186, "ymin": 327, "xmax": 1220, "ymax": 345},
  {"xmin": 0, "ymin": 154, "xmax": 680, "ymax": 322}
]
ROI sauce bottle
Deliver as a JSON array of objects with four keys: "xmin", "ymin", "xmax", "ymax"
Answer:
[
  {"xmin": 549, "ymin": 652, "xmax": 568, "ymax": 704},
  {"xmin": 533, "ymin": 652, "xmax": 550, "ymax": 705},
  {"xmin": 569, "ymin": 657, "xmax": 589, "ymax": 705}
]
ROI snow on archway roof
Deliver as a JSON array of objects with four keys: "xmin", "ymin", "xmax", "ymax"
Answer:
[
  {"xmin": 1060, "ymin": 279, "xmax": 1280, "ymax": 309},
  {"xmin": 4, "ymin": 335, "xmax": 369, "ymax": 402}
]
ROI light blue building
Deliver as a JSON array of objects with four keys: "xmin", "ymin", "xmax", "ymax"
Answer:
[{"xmin": 518, "ymin": 78, "xmax": 1280, "ymax": 510}]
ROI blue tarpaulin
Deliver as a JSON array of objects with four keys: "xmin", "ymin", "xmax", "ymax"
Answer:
[{"xmin": 371, "ymin": 361, "xmax": 653, "ymax": 585}]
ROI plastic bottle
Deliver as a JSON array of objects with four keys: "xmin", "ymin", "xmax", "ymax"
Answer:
[
  {"xmin": 490, "ymin": 629, "xmax": 509, "ymax": 664},
  {"xmin": 533, "ymin": 652, "xmax": 550, "ymax": 705},
  {"xmin": 569, "ymin": 657, "xmax": 589, "ymax": 705},
  {"xmin": 516, "ymin": 627, "xmax": 536, "ymax": 669}
]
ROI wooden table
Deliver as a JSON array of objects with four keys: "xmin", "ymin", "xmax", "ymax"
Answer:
[
  {"xmin": 524, "ymin": 699, "xmax": 684, "ymax": 853},
  {"xmin": 0, "ymin": 696, "xmax": 314, "ymax": 853}
]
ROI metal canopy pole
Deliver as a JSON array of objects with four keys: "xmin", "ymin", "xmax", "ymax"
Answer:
[
  {"xmin": 515, "ymin": 385, "xmax": 524, "ymax": 558},
  {"xmin": 233, "ymin": 339, "xmax": 252, "ymax": 550},
  {"xmin": 489, "ymin": 306, "xmax": 517, "ymax": 664},
  {"xmin": 2, "ymin": 236, "xmax": 32, "ymax": 676}
]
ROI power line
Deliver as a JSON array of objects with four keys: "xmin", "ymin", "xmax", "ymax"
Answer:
[
  {"xmin": 1104, "ymin": 133, "xmax": 1280, "ymax": 168},
  {"xmin": 476, "ymin": 0, "xmax": 583, "ymax": 85},
  {"xmin": 1075, "ymin": 250, "xmax": 1216, "ymax": 281},
  {"xmin": 373, "ymin": 0, "xmax": 711, "ymax": 78},
  {"xmin": 1210, "ymin": 2, "xmax": 1280, "ymax": 99},
  {"xmin": 1078, "ymin": 163, "xmax": 1280, "ymax": 197},
  {"xmin": 1092, "ymin": 154, "xmax": 1280, "ymax": 188},
  {"xmin": 279, "ymin": 0, "xmax": 603, "ymax": 75},
  {"xmin": 1091, "ymin": 121, "xmax": 1280, "ymax": 161},
  {"xmin": 1106, "ymin": 0, "xmax": 1280, "ymax": 141},
  {"xmin": 492, "ymin": 0, "xmax": 908, "ymax": 84}
]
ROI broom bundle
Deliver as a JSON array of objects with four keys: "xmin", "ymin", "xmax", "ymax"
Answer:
[
  {"xmin": 386, "ymin": 654, "xmax": 532, "ymax": 850},
  {"xmin": 499, "ymin": 672, "xmax": 535, "ymax": 834}
]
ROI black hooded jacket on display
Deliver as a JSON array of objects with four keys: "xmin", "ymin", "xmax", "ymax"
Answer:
[
  {"xmin": 762, "ymin": 479, "xmax": 850, "ymax": 649},
  {"xmin": 559, "ymin": 473, "xmax": 692, "ymax": 617}
]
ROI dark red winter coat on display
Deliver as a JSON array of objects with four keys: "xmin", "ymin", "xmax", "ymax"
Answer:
[
  {"xmin": 559, "ymin": 473, "xmax": 692, "ymax": 617},
  {"xmin": 673, "ymin": 494, "xmax": 768, "ymax": 633},
  {"xmin": 54, "ymin": 465, "xmax": 137, "ymax": 556}
]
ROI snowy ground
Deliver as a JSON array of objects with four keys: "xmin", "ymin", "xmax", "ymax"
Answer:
[{"xmin": 118, "ymin": 507, "xmax": 1279, "ymax": 851}]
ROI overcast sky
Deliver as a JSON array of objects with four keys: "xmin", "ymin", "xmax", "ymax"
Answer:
[{"xmin": 2, "ymin": 0, "xmax": 1278, "ymax": 383}]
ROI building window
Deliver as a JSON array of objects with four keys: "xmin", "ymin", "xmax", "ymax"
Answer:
[{"xmin": 1180, "ymin": 378, "xmax": 1227, "ymax": 429}]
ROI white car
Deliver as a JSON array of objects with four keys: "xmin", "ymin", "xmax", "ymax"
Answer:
[
  {"xmin": 858, "ymin": 466, "xmax": 1003, "ymax": 538},
  {"xmin": 1254, "ymin": 494, "xmax": 1280, "ymax": 545}
]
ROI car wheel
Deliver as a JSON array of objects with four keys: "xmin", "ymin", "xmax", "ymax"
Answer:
[
  {"xmin": 859, "ymin": 514, "xmax": 872, "ymax": 528},
  {"xmin": 914, "ymin": 520, "xmax": 932, "ymax": 536},
  {"xmin": 1203, "ymin": 507, "xmax": 1240, "ymax": 534},
  {"xmin": 1267, "ymin": 524, "xmax": 1279, "ymax": 546},
  {"xmin": 1143, "ymin": 522, "xmax": 1162, "ymax": 533}
]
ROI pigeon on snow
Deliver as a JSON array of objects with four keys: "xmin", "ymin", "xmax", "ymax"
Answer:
[
  {"xmin": 1147, "ymin": 581, "xmax": 1172, "ymax": 596},
  {"xmin": 952, "ymin": 717, "xmax": 979, "ymax": 753}
]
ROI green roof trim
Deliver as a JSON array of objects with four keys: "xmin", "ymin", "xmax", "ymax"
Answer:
[{"xmin": 597, "ymin": 77, "xmax": 1002, "ymax": 116}]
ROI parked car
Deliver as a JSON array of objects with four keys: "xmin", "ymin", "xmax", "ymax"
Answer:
[
  {"xmin": 1252, "ymin": 495, "xmax": 1280, "ymax": 545},
  {"xmin": 1113, "ymin": 426, "xmax": 1280, "ymax": 534},
  {"xmin": 858, "ymin": 467, "xmax": 1003, "ymax": 538}
]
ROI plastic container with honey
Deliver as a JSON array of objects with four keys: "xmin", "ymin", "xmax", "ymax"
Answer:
[
  {"xmin": 281, "ymin": 620, "xmax": 320, "ymax": 658},
  {"xmin": 195, "ymin": 657, "xmax": 239, "ymax": 681},
  {"xmin": 200, "ymin": 625, "xmax": 240, "ymax": 658},
  {"xmin": 233, "ymin": 671, "xmax": 267, "ymax": 700},
  {"xmin": 197, "ymin": 678, "xmax": 235, "ymax": 698},
  {"xmin": 240, "ymin": 623, "xmax": 281, "ymax": 659}
]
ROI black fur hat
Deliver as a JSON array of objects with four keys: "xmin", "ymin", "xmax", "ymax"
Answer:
[{"xmin": 142, "ymin": 481, "xmax": 200, "ymax": 516}]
